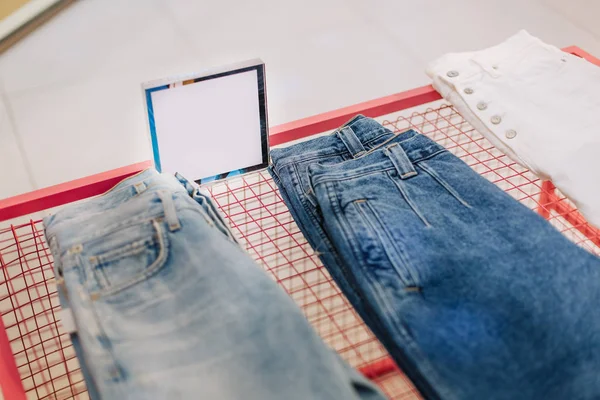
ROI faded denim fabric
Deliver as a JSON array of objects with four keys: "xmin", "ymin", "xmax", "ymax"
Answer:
[
  {"xmin": 270, "ymin": 115, "xmax": 600, "ymax": 400},
  {"xmin": 44, "ymin": 169, "xmax": 387, "ymax": 400}
]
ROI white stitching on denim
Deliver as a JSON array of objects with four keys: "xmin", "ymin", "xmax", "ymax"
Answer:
[
  {"xmin": 273, "ymin": 130, "xmax": 393, "ymax": 171},
  {"xmin": 384, "ymin": 142, "xmax": 418, "ymax": 180},
  {"xmin": 363, "ymin": 200, "xmax": 421, "ymax": 285},
  {"xmin": 311, "ymin": 149, "xmax": 448, "ymax": 187},
  {"xmin": 89, "ymin": 219, "xmax": 169, "ymax": 299},
  {"xmin": 353, "ymin": 200, "xmax": 419, "ymax": 286},
  {"xmin": 418, "ymin": 162, "xmax": 472, "ymax": 208},
  {"xmin": 355, "ymin": 129, "xmax": 416, "ymax": 159},
  {"xmin": 388, "ymin": 171, "xmax": 431, "ymax": 227}
]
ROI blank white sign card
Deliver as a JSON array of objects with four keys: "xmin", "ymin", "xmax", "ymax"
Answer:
[{"xmin": 143, "ymin": 60, "xmax": 269, "ymax": 184}]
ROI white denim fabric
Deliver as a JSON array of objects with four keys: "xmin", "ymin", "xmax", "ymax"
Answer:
[{"xmin": 426, "ymin": 30, "xmax": 600, "ymax": 228}]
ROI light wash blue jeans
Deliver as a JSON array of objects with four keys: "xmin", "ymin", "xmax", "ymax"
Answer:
[
  {"xmin": 270, "ymin": 115, "xmax": 600, "ymax": 400},
  {"xmin": 44, "ymin": 169, "xmax": 386, "ymax": 400}
]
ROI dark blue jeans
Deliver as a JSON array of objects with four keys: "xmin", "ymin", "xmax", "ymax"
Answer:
[{"xmin": 270, "ymin": 115, "xmax": 600, "ymax": 400}]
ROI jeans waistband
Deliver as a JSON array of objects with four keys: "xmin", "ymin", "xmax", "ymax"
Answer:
[
  {"xmin": 44, "ymin": 169, "xmax": 195, "ymax": 253},
  {"xmin": 426, "ymin": 30, "xmax": 560, "ymax": 81},
  {"xmin": 270, "ymin": 115, "xmax": 398, "ymax": 170},
  {"xmin": 309, "ymin": 130, "xmax": 445, "ymax": 186}
]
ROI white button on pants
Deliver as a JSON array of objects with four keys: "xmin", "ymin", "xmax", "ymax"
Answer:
[{"xmin": 427, "ymin": 30, "xmax": 600, "ymax": 228}]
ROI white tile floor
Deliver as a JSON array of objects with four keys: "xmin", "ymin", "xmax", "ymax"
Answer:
[{"xmin": 0, "ymin": 0, "xmax": 599, "ymax": 196}]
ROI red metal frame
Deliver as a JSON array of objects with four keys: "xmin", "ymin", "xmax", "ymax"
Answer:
[
  {"xmin": 0, "ymin": 46, "xmax": 594, "ymax": 224},
  {"xmin": 0, "ymin": 314, "xmax": 25, "ymax": 400},
  {"xmin": 0, "ymin": 45, "xmax": 598, "ymax": 400},
  {"xmin": 269, "ymin": 85, "xmax": 442, "ymax": 146},
  {"xmin": 0, "ymin": 161, "xmax": 153, "ymax": 223}
]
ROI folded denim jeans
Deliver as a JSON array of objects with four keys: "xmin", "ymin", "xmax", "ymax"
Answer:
[
  {"xmin": 44, "ymin": 169, "xmax": 387, "ymax": 400},
  {"xmin": 270, "ymin": 115, "xmax": 600, "ymax": 400}
]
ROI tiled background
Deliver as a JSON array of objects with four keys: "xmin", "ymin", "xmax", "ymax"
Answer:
[{"xmin": 0, "ymin": 0, "xmax": 599, "ymax": 198}]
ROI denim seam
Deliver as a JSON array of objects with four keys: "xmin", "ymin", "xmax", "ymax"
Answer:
[
  {"xmin": 72, "ymin": 253, "xmax": 88, "ymax": 287},
  {"xmin": 341, "ymin": 117, "xmax": 385, "ymax": 130},
  {"xmin": 312, "ymin": 167, "xmax": 396, "ymax": 187},
  {"xmin": 273, "ymin": 131, "xmax": 393, "ymax": 172},
  {"xmin": 93, "ymin": 266, "xmax": 111, "ymax": 288},
  {"xmin": 323, "ymin": 181, "xmax": 373, "ymax": 305},
  {"xmin": 295, "ymin": 173, "xmax": 341, "ymax": 259},
  {"xmin": 90, "ymin": 241, "xmax": 149, "ymax": 289},
  {"xmin": 418, "ymin": 162, "xmax": 473, "ymax": 208},
  {"xmin": 360, "ymin": 131, "xmax": 394, "ymax": 147},
  {"xmin": 87, "ymin": 220, "xmax": 170, "ymax": 299},
  {"xmin": 275, "ymin": 151, "xmax": 348, "ymax": 173},
  {"xmin": 90, "ymin": 237, "xmax": 154, "ymax": 266},
  {"xmin": 334, "ymin": 187, "xmax": 431, "ymax": 385},
  {"xmin": 353, "ymin": 201, "xmax": 417, "ymax": 287},
  {"xmin": 268, "ymin": 164, "xmax": 282, "ymax": 185},
  {"xmin": 276, "ymin": 173, "xmax": 343, "ymax": 265},
  {"xmin": 274, "ymin": 169, "xmax": 383, "ymax": 340},
  {"xmin": 204, "ymin": 205, "xmax": 239, "ymax": 244},
  {"xmin": 181, "ymin": 205, "xmax": 239, "ymax": 245},
  {"xmin": 387, "ymin": 171, "xmax": 431, "ymax": 227},
  {"xmin": 293, "ymin": 163, "xmax": 318, "ymax": 209},
  {"xmin": 337, "ymin": 126, "xmax": 366, "ymax": 157},
  {"xmin": 363, "ymin": 201, "xmax": 420, "ymax": 286},
  {"xmin": 60, "ymin": 198, "xmax": 200, "ymax": 251},
  {"xmin": 83, "ymin": 260, "xmax": 126, "ymax": 387},
  {"xmin": 274, "ymin": 167, "xmax": 445, "ymax": 400},
  {"xmin": 355, "ymin": 130, "xmax": 420, "ymax": 159},
  {"xmin": 60, "ymin": 211, "xmax": 164, "ymax": 250},
  {"xmin": 384, "ymin": 143, "xmax": 418, "ymax": 179},
  {"xmin": 178, "ymin": 205, "xmax": 215, "ymax": 226},
  {"xmin": 311, "ymin": 149, "xmax": 449, "ymax": 186},
  {"xmin": 327, "ymin": 183, "xmax": 396, "ymax": 311}
]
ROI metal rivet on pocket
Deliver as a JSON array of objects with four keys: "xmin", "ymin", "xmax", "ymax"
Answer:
[{"xmin": 68, "ymin": 244, "xmax": 83, "ymax": 255}]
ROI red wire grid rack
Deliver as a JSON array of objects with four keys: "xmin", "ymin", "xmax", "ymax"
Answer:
[{"xmin": 0, "ymin": 46, "xmax": 599, "ymax": 400}]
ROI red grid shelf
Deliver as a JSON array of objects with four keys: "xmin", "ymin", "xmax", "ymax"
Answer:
[{"xmin": 0, "ymin": 46, "xmax": 598, "ymax": 400}]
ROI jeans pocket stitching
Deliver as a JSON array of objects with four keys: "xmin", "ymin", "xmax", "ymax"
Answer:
[
  {"xmin": 293, "ymin": 163, "xmax": 318, "ymax": 209},
  {"xmin": 387, "ymin": 171, "xmax": 432, "ymax": 227},
  {"xmin": 353, "ymin": 200, "xmax": 418, "ymax": 287},
  {"xmin": 89, "ymin": 219, "xmax": 170, "ymax": 299},
  {"xmin": 418, "ymin": 162, "xmax": 472, "ymax": 208},
  {"xmin": 91, "ymin": 237, "xmax": 154, "ymax": 266}
]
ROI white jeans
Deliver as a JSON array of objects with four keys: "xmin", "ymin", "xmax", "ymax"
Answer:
[{"xmin": 427, "ymin": 30, "xmax": 600, "ymax": 228}]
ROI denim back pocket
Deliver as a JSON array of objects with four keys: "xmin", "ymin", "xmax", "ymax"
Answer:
[{"xmin": 86, "ymin": 219, "xmax": 169, "ymax": 298}]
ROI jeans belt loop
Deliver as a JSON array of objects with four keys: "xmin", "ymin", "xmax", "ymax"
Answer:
[
  {"xmin": 337, "ymin": 125, "xmax": 366, "ymax": 158},
  {"xmin": 158, "ymin": 190, "xmax": 181, "ymax": 231},
  {"xmin": 133, "ymin": 182, "xmax": 147, "ymax": 195},
  {"xmin": 384, "ymin": 143, "xmax": 417, "ymax": 179},
  {"xmin": 175, "ymin": 172, "xmax": 197, "ymax": 197},
  {"xmin": 472, "ymin": 56, "xmax": 502, "ymax": 78}
]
